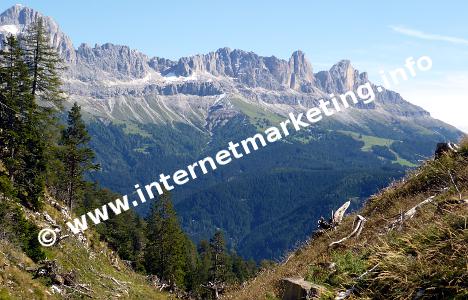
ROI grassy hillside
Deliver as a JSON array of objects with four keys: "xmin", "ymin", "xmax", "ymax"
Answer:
[
  {"xmin": 229, "ymin": 97, "xmax": 284, "ymax": 131},
  {"xmin": 224, "ymin": 138, "xmax": 468, "ymax": 299},
  {"xmin": 338, "ymin": 130, "xmax": 416, "ymax": 167},
  {"xmin": 0, "ymin": 194, "xmax": 169, "ymax": 300}
]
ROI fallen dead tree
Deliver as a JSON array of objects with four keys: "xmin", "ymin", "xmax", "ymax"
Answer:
[
  {"xmin": 329, "ymin": 215, "xmax": 367, "ymax": 247},
  {"xmin": 31, "ymin": 260, "xmax": 94, "ymax": 297},
  {"xmin": 318, "ymin": 201, "xmax": 351, "ymax": 231},
  {"xmin": 335, "ymin": 263, "xmax": 380, "ymax": 300},
  {"xmin": 387, "ymin": 195, "xmax": 436, "ymax": 231},
  {"xmin": 201, "ymin": 281, "xmax": 225, "ymax": 299}
]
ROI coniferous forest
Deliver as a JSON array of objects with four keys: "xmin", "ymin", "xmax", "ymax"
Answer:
[
  {"xmin": 1, "ymin": 4, "xmax": 466, "ymax": 299},
  {"xmin": 0, "ymin": 19, "xmax": 258, "ymax": 299}
]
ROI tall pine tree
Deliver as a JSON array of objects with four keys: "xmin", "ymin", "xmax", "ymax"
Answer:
[
  {"xmin": 0, "ymin": 35, "xmax": 46, "ymax": 209},
  {"xmin": 59, "ymin": 102, "xmax": 99, "ymax": 211},
  {"xmin": 144, "ymin": 191, "xmax": 187, "ymax": 287},
  {"xmin": 0, "ymin": 35, "xmax": 31, "ymax": 178},
  {"xmin": 0, "ymin": 16, "xmax": 66, "ymax": 210},
  {"xmin": 24, "ymin": 17, "xmax": 64, "ymax": 105},
  {"xmin": 210, "ymin": 231, "xmax": 228, "ymax": 284}
]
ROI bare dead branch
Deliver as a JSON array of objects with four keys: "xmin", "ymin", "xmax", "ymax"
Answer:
[
  {"xmin": 448, "ymin": 170, "xmax": 462, "ymax": 200},
  {"xmin": 329, "ymin": 215, "xmax": 367, "ymax": 247}
]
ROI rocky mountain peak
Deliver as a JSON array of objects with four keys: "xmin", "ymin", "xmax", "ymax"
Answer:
[
  {"xmin": 330, "ymin": 59, "xmax": 356, "ymax": 89},
  {"xmin": 0, "ymin": 4, "xmax": 37, "ymax": 25},
  {"xmin": 0, "ymin": 5, "xmax": 435, "ymax": 123},
  {"xmin": 71, "ymin": 43, "xmax": 152, "ymax": 80},
  {"xmin": 289, "ymin": 50, "xmax": 310, "ymax": 73},
  {"xmin": 287, "ymin": 50, "xmax": 315, "ymax": 90},
  {"xmin": 164, "ymin": 48, "xmax": 316, "ymax": 92},
  {"xmin": 316, "ymin": 59, "xmax": 368, "ymax": 93},
  {"xmin": 0, "ymin": 5, "xmax": 75, "ymax": 61}
]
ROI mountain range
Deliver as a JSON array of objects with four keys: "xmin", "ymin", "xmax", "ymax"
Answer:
[{"xmin": 0, "ymin": 4, "xmax": 463, "ymax": 261}]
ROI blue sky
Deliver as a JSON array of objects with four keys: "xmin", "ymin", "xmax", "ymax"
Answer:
[{"xmin": 2, "ymin": 1, "xmax": 468, "ymax": 133}]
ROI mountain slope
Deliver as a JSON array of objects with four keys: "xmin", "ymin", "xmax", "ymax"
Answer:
[
  {"xmin": 224, "ymin": 139, "xmax": 468, "ymax": 299},
  {"xmin": 0, "ymin": 5, "xmax": 463, "ymax": 261},
  {"xmin": 0, "ymin": 190, "xmax": 168, "ymax": 299}
]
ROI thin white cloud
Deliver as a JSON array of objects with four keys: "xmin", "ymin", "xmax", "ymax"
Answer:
[{"xmin": 390, "ymin": 25, "xmax": 468, "ymax": 46}]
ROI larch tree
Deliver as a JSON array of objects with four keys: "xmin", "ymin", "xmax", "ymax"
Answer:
[
  {"xmin": 0, "ymin": 35, "xmax": 46, "ymax": 209},
  {"xmin": 23, "ymin": 17, "xmax": 64, "ymax": 105}
]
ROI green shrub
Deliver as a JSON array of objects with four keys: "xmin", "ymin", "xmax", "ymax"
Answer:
[
  {"xmin": 0, "ymin": 288, "xmax": 12, "ymax": 300},
  {"xmin": 0, "ymin": 200, "xmax": 45, "ymax": 262},
  {"xmin": 306, "ymin": 265, "xmax": 330, "ymax": 285},
  {"xmin": 328, "ymin": 251, "xmax": 367, "ymax": 287},
  {"xmin": 265, "ymin": 292, "xmax": 280, "ymax": 300}
]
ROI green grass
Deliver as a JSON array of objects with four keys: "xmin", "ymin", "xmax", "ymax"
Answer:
[
  {"xmin": 133, "ymin": 145, "xmax": 150, "ymax": 154},
  {"xmin": 230, "ymin": 97, "xmax": 284, "ymax": 131},
  {"xmin": 41, "ymin": 203, "xmax": 169, "ymax": 300},
  {"xmin": 0, "ymin": 198, "xmax": 168, "ymax": 300},
  {"xmin": 111, "ymin": 119, "xmax": 151, "ymax": 138},
  {"xmin": 361, "ymin": 211, "xmax": 468, "ymax": 299},
  {"xmin": 0, "ymin": 288, "xmax": 12, "ymax": 300},
  {"xmin": 338, "ymin": 130, "xmax": 393, "ymax": 151},
  {"xmin": 338, "ymin": 130, "xmax": 417, "ymax": 167},
  {"xmin": 226, "ymin": 137, "xmax": 468, "ymax": 300},
  {"xmin": 306, "ymin": 251, "xmax": 368, "ymax": 287},
  {"xmin": 265, "ymin": 293, "xmax": 281, "ymax": 300},
  {"xmin": 0, "ymin": 241, "xmax": 58, "ymax": 300},
  {"xmin": 392, "ymin": 153, "xmax": 416, "ymax": 167}
]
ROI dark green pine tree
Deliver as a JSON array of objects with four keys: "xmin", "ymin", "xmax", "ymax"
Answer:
[
  {"xmin": 210, "ymin": 231, "xmax": 228, "ymax": 283},
  {"xmin": 23, "ymin": 17, "xmax": 66, "ymax": 169},
  {"xmin": 181, "ymin": 235, "xmax": 199, "ymax": 292},
  {"xmin": 0, "ymin": 35, "xmax": 46, "ymax": 209},
  {"xmin": 144, "ymin": 191, "xmax": 187, "ymax": 287},
  {"xmin": 131, "ymin": 213, "xmax": 148, "ymax": 272},
  {"xmin": 23, "ymin": 17, "xmax": 65, "ymax": 105},
  {"xmin": 0, "ymin": 35, "xmax": 31, "ymax": 177},
  {"xmin": 198, "ymin": 240, "xmax": 213, "ymax": 279},
  {"xmin": 193, "ymin": 239, "xmax": 214, "ymax": 298},
  {"xmin": 230, "ymin": 253, "xmax": 257, "ymax": 283},
  {"xmin": 59, "ymin": 102, "xmax": 99, "ymax": 211}
]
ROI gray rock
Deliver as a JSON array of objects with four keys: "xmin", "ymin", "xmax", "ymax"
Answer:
[
  {"xmin": 316, "ymin": 60, "xmax": 367, "ymax": 93},
  {"xmin": 0, "ymin": 4, "xmax": 75, "ymax": 61},
  {"xmin": 281, "ymin": 277, "xmax": 326, "ymax": 300},
  {"xmin": 73, "ymin": 43, "xmax": 150, "ymax": 79},
  {"xmin": 0, "ymin": 4, "xmax": 455, "ymax": 134}
]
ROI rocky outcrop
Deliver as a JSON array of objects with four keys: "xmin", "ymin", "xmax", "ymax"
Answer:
[
  {"xmin": 316, "ymin": 60, "xmax": 368, "ymax": 93},
  {"xmin": 287, "ymin": 50, "xmax": 315, "ymax": 91},
  {"xmin": 377, "ymin": 89, "xmax": 430, "ymax": 117},
  {"xmin": 205, "ymin": 96, "xmax": 239, "ymax": 131},
  {"xmin": 0, "ymin": 4, "xmax": 75, "ymax": 61},
  {"xmin": 148, "ymin": 57, "xmax": 176, "ymax": 73},
  {"xmin": 144, "ymin": 81, "xmax": 223, "ymax": 96},
  {"xmin": 165, "ymin": 48, "xmax": 315, "ymax": 91},
  {"xmin": 281, "ymin": 278, "xmax": 326, "ymax": 300},
  {"xmin": 0, "ymin": 4, "xmax": 444, "ymax": 131},
  {"xmin": 73, "ymin": 43, "xmax": 151, "ymax": 80}
]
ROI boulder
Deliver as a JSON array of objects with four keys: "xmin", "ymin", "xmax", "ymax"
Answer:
[
  {"xmin": 435, "ymin": 142, "xmax": 459, "ymax": 158},
  {"xmin": 281, "ymin": 277, "xmax": 326, "ymax": 300},
  {"xmin": 51, "ymin": 274, "xmax": 64, "ymax": 285}
]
